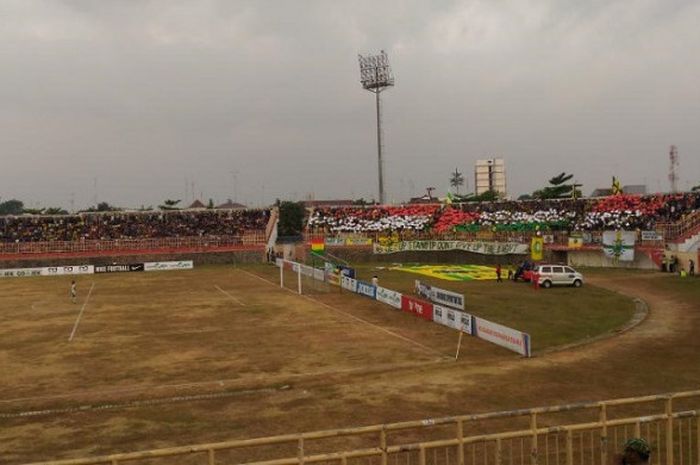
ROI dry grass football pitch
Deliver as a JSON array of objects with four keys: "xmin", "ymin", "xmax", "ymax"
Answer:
[
  {"xmin": 0, "ymin": 265, "xmax": 458, "ymax": 408},
  {"xmin": 0, "ymin": 264, "xmax": 659, "ymax": 464}
]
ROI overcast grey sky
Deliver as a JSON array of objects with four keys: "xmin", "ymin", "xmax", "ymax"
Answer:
[{"xmin": 1, "ymin": 0, "xmax": 698, "ymax": 209}]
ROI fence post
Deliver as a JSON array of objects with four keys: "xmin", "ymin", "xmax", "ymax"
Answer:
[
  {"xmin": 208, "ymin": 449, "xmax": 215, "ymax": 465},
  {"xmin": 665, "ymin": 397, "xmax": 674, "ymax": 465},
  {"xmin": 419, "ymin": 446, "xmax": 426, "ymax": 465},
  {"xmin": 456, "ymin": 420, "xmax": 465, "ymax": 465},
  {"xmin": 298, "ymin": 437, "xmax": 305, "ymax": 465},
  {"xmin": 380, "ymin": 428, "xmax": 388, "ymax": 465},
  {"xmin": 566, "ymin": 430, "xmax": 573, "ymax": 465},
  {"xmin": 496, "ymin": 438, "xmax": 503, "ymax": 465},
  {"xmin": 530, "ymin": 413, "xmax": 538, "ymax": 465},
  {"xmin": 600, "ymin": 404, "xmax": 608, "ymax": 465}
]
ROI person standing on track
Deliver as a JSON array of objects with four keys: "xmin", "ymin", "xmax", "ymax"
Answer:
[
  {"xmin": 70, "ymin": 280, "xmax": 77, "ymax": 304},
  {"xmin": 495, "ymin": 264, "xmax": 502, "ymax": 283}
]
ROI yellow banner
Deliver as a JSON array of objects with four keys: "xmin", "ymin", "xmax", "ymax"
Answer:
[
  {"xmin": 530, "ymin": 237, "xmax": 544, "ymax": 261},
  {"xmin": 568, "ymin": 237, "xmax": 583, "ymax": 249}
]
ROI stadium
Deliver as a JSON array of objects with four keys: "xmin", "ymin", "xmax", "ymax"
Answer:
[{"xmin": 1, "ymin": 3, "xmax": 700, "ymax": 465}]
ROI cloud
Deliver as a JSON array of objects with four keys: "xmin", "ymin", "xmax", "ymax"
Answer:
[{"xmin": 0, "ymin": 0, "xmax": 698, "ymax": 208}]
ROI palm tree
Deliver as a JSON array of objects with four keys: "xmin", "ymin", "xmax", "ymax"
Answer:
[{"xmin": 449, "ymin": 168, "xmax": 465, "ymax": 194}]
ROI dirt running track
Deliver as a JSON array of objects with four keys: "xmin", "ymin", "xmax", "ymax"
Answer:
[{"xmin": 1, "ymin": 271, "xmax": 699, "ymax": 464}]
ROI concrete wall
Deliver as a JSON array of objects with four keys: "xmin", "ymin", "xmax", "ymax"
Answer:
[
  {"xmin": 0, "ymin": 250, "xmax": 264, "ymax": 269},
  {"xmin": 567, "ymin": 249, "xmax": 657, "ymax": 270}
]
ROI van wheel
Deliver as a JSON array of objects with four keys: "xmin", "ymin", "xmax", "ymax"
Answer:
[
  {"xmin": 573, "ymin": 279, "xmax": 582, "ymax": 288},
  {"xmin": 542, "ymin": 280, "xmax": 552, "ymax": 289}
]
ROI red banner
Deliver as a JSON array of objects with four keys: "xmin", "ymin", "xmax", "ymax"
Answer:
[{"xmin": 401, "ymin": 295, "xmax": 434, "ymax": 321}]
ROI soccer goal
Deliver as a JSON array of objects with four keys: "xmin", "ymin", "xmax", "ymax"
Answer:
[{"xmin": 277, "ymin": 259, "xmax": 332, "ymax": 295}]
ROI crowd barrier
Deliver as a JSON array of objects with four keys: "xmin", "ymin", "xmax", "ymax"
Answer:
[
  {"xmin": 24, "ymin": 389, "xmax": 700, "ymax": 465},
  {"xmin": 275, "ymin": 259, "xmax": 531, "ymax": 357},
  {"xmin": 0, "ymin": 261, "xmax": 193, "ymax": 278}
]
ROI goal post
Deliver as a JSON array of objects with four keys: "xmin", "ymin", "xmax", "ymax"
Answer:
[{"xmin": 277, "ymin": 259, "xmax": 330, "ymax": 296}]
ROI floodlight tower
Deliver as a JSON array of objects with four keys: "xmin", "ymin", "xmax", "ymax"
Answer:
[
  {"xmin": 358, "ymin": 50, "xmax": 394, "ymax": 205},
  {"xmin": 669, "ymin": 145, "xmax": 679, "ymax": 193}
]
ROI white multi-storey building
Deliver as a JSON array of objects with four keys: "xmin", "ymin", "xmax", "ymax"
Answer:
[{"xmin": 474, "ymin": 158, "xmax": 507, "ymax": 197}]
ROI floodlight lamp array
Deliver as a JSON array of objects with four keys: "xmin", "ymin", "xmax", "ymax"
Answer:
[{"xmin": 358, "ymin": 50, "xmax": 395, "ymax": 91}]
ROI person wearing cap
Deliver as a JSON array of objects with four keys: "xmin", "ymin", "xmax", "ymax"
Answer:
[{"xmin": 613, "ymin": 438, "xmax": 650, "ymax": 464}]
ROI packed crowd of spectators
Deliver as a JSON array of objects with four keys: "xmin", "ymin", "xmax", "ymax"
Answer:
[
  {"xmin": 309, "ymin": 193, "xmax": 700, "ymax": 234},
  {"xmin": 307, "ymin": 205, "xmax": 440, "ymax": 233},
  {"xmin": 0, "ymin": 209, "xmax": 270, "ymax": 243}
]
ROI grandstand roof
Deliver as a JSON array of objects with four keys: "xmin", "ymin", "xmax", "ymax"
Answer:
[{"xmin": 188, "ymin": 200, "xmax": 206, "ymax": 209}]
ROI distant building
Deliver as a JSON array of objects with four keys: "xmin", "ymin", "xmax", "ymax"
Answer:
[
  {"xmin": 590, "ymin": 188, "xmax": 613, "ymax": 198},
  {"xmin": 474, "ymin": 158, "xmax": 507, "ymax": 197},
  {"xmin": 622, "ymin": 185, "xmax": 647, "ymax": 195},
  {"xmin": 409, "ymin": 194, "xmax": 438, "ymax": 204},
  {"xmin": 187, "ymin": 200, "xmax": 206, "ymax": 209},
  {"xmin": 216, "ymin": 199, "xmax": 247, "ymax": 210},
  {"xmin": 590, "ymin": 185, "xmax": 647, "ymax": 197}
]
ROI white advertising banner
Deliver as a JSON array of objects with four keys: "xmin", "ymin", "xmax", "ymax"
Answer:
[
  {"xmin": 433, "ymin": 304, "xmax": 472, "ymax": 334},
  {"xmin": 473, "ymin": 317, "xmax": 531, "ymax": 357},
  {"xmin": 376, "ymin": 286, "xmax": 402, "ymax": 309},
  {"xmin": 42, "ymin": 265, "xmax": 94, "ymax": 276},
  {"xmin": 300, "ymin": 264, "xmax": 315, "ymax": 278},
  {"xmin": 341, "ymin": 276, "xmax": 358, "ymax": 293},
  {"xmin": 144, "ymin": 261, "xmax": 194, "ymax": 272},
  {"xmin": 275, "ymin": 257, "xmax": 284, "ymax": 267},
  {"xmin": 641, "ymin": 231, "xmax": 663, "ymax": 241},
  {"xmin": 313, "ymin": 268, "xmax": 325, "ymax": 282},
  {"xmin": 415, "ymin": 280, "xmax": 465, "ymax": 310},
  {"xmin": 0, "ymin": 267, "xmax": 44, "ymax": 278}
]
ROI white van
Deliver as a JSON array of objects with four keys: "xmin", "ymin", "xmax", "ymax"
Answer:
[{"xmin": 534, "ymin": 265, "xmax": 584, "ymax": 288}]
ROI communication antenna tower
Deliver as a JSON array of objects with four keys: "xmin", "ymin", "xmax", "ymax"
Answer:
[{"xmin": 669, "ymin": 145, "xmax": 679, "ymax": 193}]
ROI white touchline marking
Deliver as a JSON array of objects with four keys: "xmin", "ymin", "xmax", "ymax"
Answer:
[
  {"xmin": 68, "ymin": 282, "xmax": 96, "ymax": 342},
  {"xmin": 238, "ymin": 269, "xmax": 447, "ymax": 358},
  {"xmin": 215, "ymin": 285, "xmax": 247, "ymax": 307}
]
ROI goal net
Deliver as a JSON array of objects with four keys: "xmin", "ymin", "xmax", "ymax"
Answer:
[{"xmin": 276, "ymin": 259, "xmax": 333, "ymax": 296}]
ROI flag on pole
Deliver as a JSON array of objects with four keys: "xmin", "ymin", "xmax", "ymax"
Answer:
[
  {"xmin": 612, "ymin": 176, "xmax": 623, "ymax": 195},
  {"xmin": 311, "ymin": 238, "xmax": 325, "ymax": 253},
  {"xmin": 603, "ymin": 230, "xmax": 635, "ymax": 262},
  {"xmin": 530, "ymin": 236, "xmax": 544, "ymax": 261}
]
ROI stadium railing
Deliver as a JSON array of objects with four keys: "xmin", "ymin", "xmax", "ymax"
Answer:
[
  {"xmin": 23, "ymin": 389, "xmax": 700, "ymax": 465},
  {"xmin": 0, "ymin": 233, "xmax": 266, "ymax": 256}
]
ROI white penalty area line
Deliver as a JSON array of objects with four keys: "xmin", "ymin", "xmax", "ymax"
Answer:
[
  {"xmin": 214, "ymin": 285, "xmax": 247, "ymax": 306},
  {"xmin": 68, "ymin": 282, "xmax": 95, "ymax": 342},
  {"xmin": 238, "ymin": 269, "xmax": 447, "ymax": 359}
]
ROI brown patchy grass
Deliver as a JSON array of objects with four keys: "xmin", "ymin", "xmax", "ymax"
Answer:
[{"xmin": 0, "ymin": 265, "xmax": 697, "ymax": 464}]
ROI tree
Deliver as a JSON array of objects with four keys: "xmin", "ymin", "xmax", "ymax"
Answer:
[
  {"xmin": 518, "ymin": 194, "xmax": 533, "ymax": 201},
  {"xmin": 693, "ymin": 185, "xmax": 700, "ymax": 192},
  {"xmin": 533, "ymin": 172, "xmax": 581, "ymax": 199},
  {"xmin": 0, "ymin": 199, "xmax": 24, "ymax": 216},
  {"xmin": 207, "ymin": 199, "xmax": 215, "ymax": 209},
  {"xmin": 159, "ymin": 199, "xmax": 181, "ymax": 211},
  {"xmin": 449, "ymin": 168, "xmax": 465, "ymax": 194},
  {"xmin": 81, "ymin": 202, "xmax": 120, "ymax": 213},
  {"xmin": 451, "ymin": 190, "xmax": 500, "ymax": 203},
  {"xmin": 277, "ymin": 201, "xmax": 305, "ymax": 237},
  {"xmin": 44, "ymin": 207, "xmax": 68, "ymax": 215}
]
